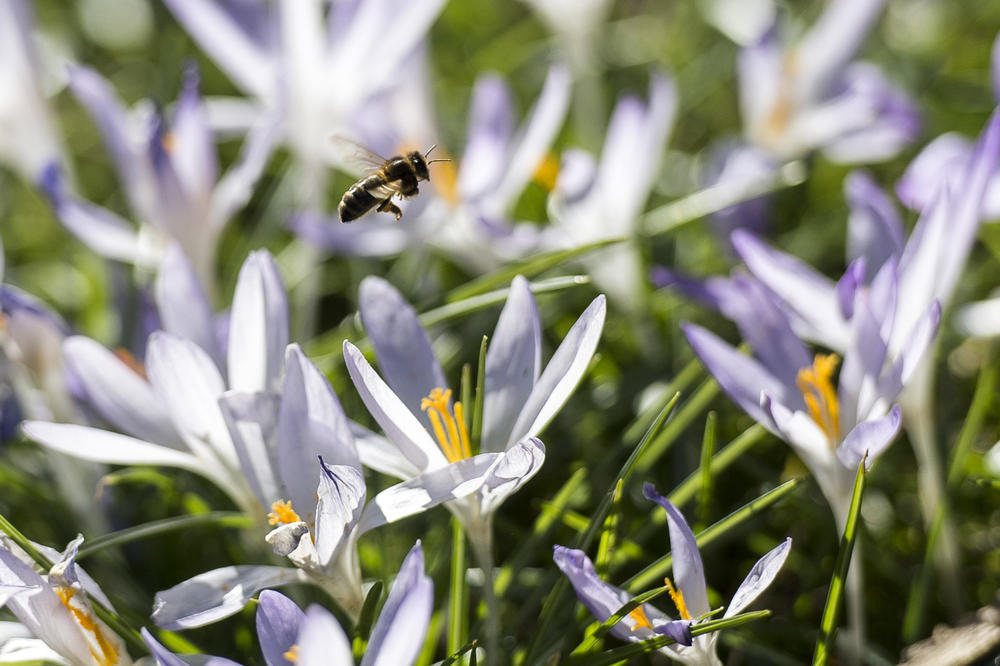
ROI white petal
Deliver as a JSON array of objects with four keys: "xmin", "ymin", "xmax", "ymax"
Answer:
[
  {"xmin": 228, "ymin": 251, "xmax": 289, "ymax": 394},
  {"xmin": 155, "ymin": 243, "xmax": 223, "ymax": 369},
  {"xmin": 296, "ymin": 605, "xmax": 353, "ymax": 666},
  {"xmin": 724, "ymin": 537, "xmax": 791, "ymax": 618},
  {"xmin": 21, "ymin": 421, "xmax": 201, "ymax": 470}
]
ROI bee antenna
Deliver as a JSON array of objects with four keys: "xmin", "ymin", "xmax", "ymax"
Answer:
[
  {"xmin": 424, "ymin": 144, "xmax": 439, "ymax": 158},
  {"xmin": 426, "ymin": 158, "xmax": 452, "ymax": 164}
]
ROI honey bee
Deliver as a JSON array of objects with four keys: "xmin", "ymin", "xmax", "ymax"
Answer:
[{"xmin": 333, "ymin": 137, "xmax": 449, "ymax": 222}]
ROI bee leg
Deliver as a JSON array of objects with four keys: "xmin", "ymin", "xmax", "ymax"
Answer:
[{"xmin": 376, "ymin": 198, "xmax": 403, "ymax": 220}]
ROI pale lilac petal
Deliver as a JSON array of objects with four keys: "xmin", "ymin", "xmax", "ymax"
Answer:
[
  {"xmin": 762, "ymin": 395, "xmax": 834, "ymax": 473},
  {"xmin": 479, "ymin": 437, "xmax": 546, "ymax": 516},
  {"xmin": 356, "ymin": 453, "xmax": 502, "ymax": 533},
  {"xmin": 879, "ymin": 301, "xmax": 940, "ymax": 401},
  {"xmin": 152, "ymin": 566, "xmax": 306, "ymax": 630},
  {"xmin": 162, "ymin": 0, "xmax": 275, "ymax": 98},
  {"xmin": 256, "ymin": 590, "xmax": 305, "ymax": 666},
  {"xmin": 278, "ymin": 345, "xmax": 359, "ymax": 515},
  {"xmin": 352, "ymin": 421, "xmax": 422, "ymax": 480},
  {"xmin": 683, "ymin": 323, "xmax": 787, "ymax": 426},
  {"xmin": 147, "ymin": 332, "xmax": 237, "ymax": 469},
  {"xmin": 359, "ymin": 276, "xmax": 447, "ymax": 421},
  {"xmin": 219, "ymin": 391, "xmax": 281, "ymax": 510},
  {"xmin": 291, "ymin": 211, "xmax": 412, "ymax": 257},
  {"xmin": 342, "ymin": 341, "xmax": 448, "ymax": 473},
  {"xmin": 296, "ymin": 605, "xmax": 353, "ymax": 666},
  {"xmin": 482, "ymin": 276, "xmax": 541, "ymax": 453},
  {"xmin": 835, "ymin": 259, "xmax": 865, "ymax": 320},
  {"xmin": 62, "ymin": 336, "xmax": 184, "ymax": 448},
  {"xmin": 552, "ymin": 546, "xmax": 669, "ymax": 642},
  {"xmin": 724, "ymin": 537, "xmax": 791, "ymax": 618},
  {"xmin": 228, "ymin": 251, "xmax": 289, "ymax": 393},
  {"xmin": 39, "ymin": 165, "xmax": 142, "ymax": 264},
  {"xmin": 155, "ymin": 243, "xmax": 223, "ymax": 369},
  {"xmin": 171, "ymin": 67, "xmax": 218, "ymax": 202},
  {"xmin": 838, "ymin": 299, "xmax": 887, "ymax": 423},
  {"xmin": 732, "ymin": 229, "xmax": 849, "ymax": 349},
  {"xmin": 836, "ymin": 405, "xmax": 901, "ymax": 469},
  {"xmin": 895, "ymin": 133, "xmax": 971, "ymax": 212},
  {"xmin": 643, "ymin": 484, "xmax": 711, "ymax": 619},
  {"xmin": 457, "ymin": 76, "xmax": 513, "ymax": 201},
  {"xmin": 738, "ymin": 27, "xmax": 782, "ymax": 133},
  {"xmin": 362, "ymin": 542, "xmax": 433, "ymax": 666},
  {"xmin": 507, "ymin": 295, "xmax": 606, "ymax": 446},
  {"xmin": 141, "ymin": 628, "xmax": 243, "ymax": 666},
  {"xmin": 210, "ymin": 108, "xmax": 282, "ymax": 230},
  {"xmin": 21, "ymin": 421, "xmax": 201, "ymax": 470},
  {"xmin": 313, "ymin": 461, "xmax": 365, "ymax": 566},
  {"xmin": 845, "ymin": 170, "xmax": 904, "ymax": 275}
]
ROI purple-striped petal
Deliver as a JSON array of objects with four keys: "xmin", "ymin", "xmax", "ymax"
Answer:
[{"xmin": 313, "ymin": 460, "xmax": 365, "ymax": 567}]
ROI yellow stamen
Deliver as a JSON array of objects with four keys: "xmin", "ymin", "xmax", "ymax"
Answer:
[
  {"xmin": 628, "ymin": 605, "xmax": 654, "ymax": 631},
  {"xmin": 268, "ymin": 499, "xmax": 301, "ymax": 526},
  {"xmin": 796, "ymin": 353, "xmax": 842, "ymax": 444},
  {"xmin": 532, "ymin": 151, "xmax": 560, "ymax": 191},
  {"xmin": 55, "ymin": 586, "xmax": 120, "ymax": 666},
  {"xmin": 161, "ymin": 131, "xmax": 175, "ymax": 154},
  {"xmin": 420, "ymin": 388, "xmax": 472, "ymax": 463},
  {"xmin": 283, "ymin": 645, "xmax": 299, "ymax": 662},
  {"xmin": 665, "ymin": 577, "xmax": 692, "ymax": 621}
]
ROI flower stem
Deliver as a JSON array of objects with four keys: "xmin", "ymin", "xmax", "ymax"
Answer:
[{"xmin": 468, "ymin": 515, "xmax": 500, "ymax": 666}]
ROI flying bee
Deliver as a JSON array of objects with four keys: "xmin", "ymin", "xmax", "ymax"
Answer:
[{"xmin": 332, "ymin": 137, "xmax": 449, "ymax": 222}]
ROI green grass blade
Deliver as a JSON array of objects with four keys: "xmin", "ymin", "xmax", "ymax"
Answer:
[
  {"xmin": 570, "ymin": 582, "xmax": 670, "ymax": 656},
  {"xmin": 697, "ymin": 412, "xmax": 717, "ymax": 528},
  {"xmin": 76, "ymin": 512, "xmax": 253, "ymax": 559},
  {"xmin": 812, "ymin": 457, "xmax": 867, "ymax": 665},
  {"xmin": 471, "ymin": 335, "xmax": 488, "ymax": 454},
  {"xmin": 441, "ymin": 639, "xmax": 479, "ymax": 666},
  {"xmin": 634, "ymin": 379, "xmax": 719, "ymax": 473},
  {"xmin": 623, "ymin": 479, "xmax": 800, "ymax": 591},
  {"xmin": 622, "ymin": 357, "xmax": 704, "ymax": 444},
  {"xmin": 594, "ymin": 480, "xmax": 623, "ymax": 577},
  {"xmin": 356, "ymin": 580, "xmax": 384, "ymax": 643},
  {"xmin": 448, "ymin": 517, "xmax": 469, "ymax": 656},
  {"xmin": 422, "ymin": 276, "xmax": 591, "ymax": 328},
  {"xmin": 447, "ymin": 238, "xmax": 625, "ymax": 302}
]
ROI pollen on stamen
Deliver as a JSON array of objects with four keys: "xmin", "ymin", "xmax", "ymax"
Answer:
[
  {"xmin": 664, "ymin": 577, "xmax": 692, "ymax": 621},
  {"xmin": 796, "ymin": 353, "xmax": 842, "ymax": 444},
  {"xmin": 421, "ymin": 387, "xmax": 472, "ymax": 463},
  {"xmin": 283, "ymin": 644, "xmax": 299, "ymax": 663},
  {"xmin": 268, "ymin": 499, "xmax": 301, "ymax": 526}
]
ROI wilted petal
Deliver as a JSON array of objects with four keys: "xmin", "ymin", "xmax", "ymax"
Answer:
[
  {"xmin": 313, "ymin": 461, "xmax": 365, "ymax": 566},
  {"xmin": 836, "ymin": 405, "xmax": 901, "ymax": 470},
  {"xmin": 358, "ymin": 277, "xmax": 446, "ymax": 419},
  {"xmin": 507, "ymin": 295, "xmax": 606, "ymax": 446},
  {"xmin": 228, "ymin": 251, "xmax": 289, "ymax": 393},
  {"xmin": 152, "ymin": 566, "xmax": 306, "ymax": 630},
  {"xmin": 62, "ymin": 335, "xmax": 184, "ymax": 448},
  {"xmin": 482, "ymin": 276, "xmax": 541, "ymax": 453},
  {"xmin": 343, "ymin": 341, "xmax": 448, "ymax": 473},
  {"xmin": 642, "ymin": 484, "xmax": 711, "ymax": 619},
  {"xmin": 479, "ymin": 438, "xmax": 546, "ymax": 516},
  {"xmin": 155, "ymin": 244, "xmax": 223, "ymax": 369},
  {"xmin": 724, "ymin": 537, "xmax": 792, "ymax": 618},
  {"xmin": 362, "ymin": 542, "xmax": 433, "ymax": 666},
  {"xmin": 356, "ymin": 453, "xmax": 501, "ymax": 533},
  {"xmin": 296, "ymin": 605, "xmax": 353, "ymax": 666},
  {"xmin": 256, "ymin": 590, "xmax": 305, "ymax": 666}
]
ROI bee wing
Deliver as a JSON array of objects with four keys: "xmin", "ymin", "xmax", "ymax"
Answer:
[{"xmin": 329, "ymin": 136, "xmax": 389, "ymax": 177}]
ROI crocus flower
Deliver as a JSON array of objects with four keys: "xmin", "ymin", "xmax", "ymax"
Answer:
[
  {"xmin": 541, "ymin": 72, "xmax": 676, "ymax": 307},
  {"xmin": 41, "ymin": 66, "xmax": 278, "ymax": 295},
  {"xmin": 0, "ymin": 535, "xmax": 133, "ymax": 666},
  {"xmin": 144, "ymin": 541, "xmax": 432, "ymax": 666},
  {"xmin": 682, "ymin": 269, "xmax": 937, "ymax": 528},
  {"xmin": 343, "ymin": 275, "xmax": 606, "ymax": 554},
  {"xmin": 554, "ymin": 484, "xmax": 791, "ymax": 665},
  {"xmin": 0, "ymin": 0, "xmax": 64, "ymax": 183},
  {"xmin": 22, "ymin": 249, "xmax": 291, "ymax": 519},
  {"xmin": 163, "ymin": 0, "xmax": 446, "ymax": 205}
]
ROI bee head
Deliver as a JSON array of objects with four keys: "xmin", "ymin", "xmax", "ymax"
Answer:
[{"xmin": 406, "ymin": 151, "xmax": 431, "ymax": 181}]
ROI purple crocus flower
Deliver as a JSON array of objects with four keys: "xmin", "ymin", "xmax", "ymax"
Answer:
[
  {"xmin": 343, "ymin": 275, "xmax": 606, "ymax": 555},
  {"xmin": 40, "ymin": 66, "xmax": 278, "ymax": 295},
  {"xmin": 555, "ymin": 484, "xmax": 790, "ymax": 665},
  {"xmin": 143, "ymin": 541, "xmax": 432, "ymax": 666}
]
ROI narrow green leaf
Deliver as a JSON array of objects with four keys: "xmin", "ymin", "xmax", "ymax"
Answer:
[
  {"xmin": 422, "ymin": 276, "xmax": 591, "ymax": 328},
  {"xmin": 447, "ymin": 238, "xmax": 625, "ymax": 302},
  {"xmin": 635, "ymin": 379, "xmax": 719, "ymax": 472},
  {"xmin": 356, "ymin": 580, "xmax": 384, "ymax": 643},
  {"xmin": 570, "ymin": 582, "xmax": 671, "ymax": 655},
  {"xmin": 441, "ymin": 639, "xmax": 479, "ymax": 666},
  {"xmin": 76, "ymin": 512, "xmax": 253, "ymax": 559},
  {"xmin": 622, "ymin": 357, "xmax": 705, "ymax": 444},
  {"xmin": 594, "ymin": 480, "xmax": 623, "ymax": 577},
  {"xmin": 624, "ymin": 479, "xmax": 800, "ymax": 591},
  {"xmin": 471, "ymin": 335, "xmax": 489, "ymax": 454},
  {"xmin": 448, "ymin": 517, "xmax": 469, "ymax": 656},
  {"xmin": 697, "ymin": 412, "xmax": 717, "ymax": 529},
  {"xmin": 813, "ymin": 457, "xmax": 867, "ymax": 665}
]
